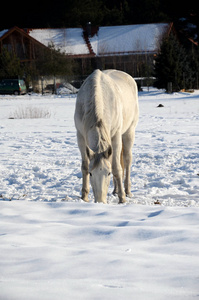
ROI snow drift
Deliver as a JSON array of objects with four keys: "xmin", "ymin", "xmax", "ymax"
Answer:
[{"xmin": 0, "ymin": 88, "xmax": 199, "ymax": 299}]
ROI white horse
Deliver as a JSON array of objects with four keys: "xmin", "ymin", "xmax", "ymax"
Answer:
[{"xmin": 74, "ymin": 69, "xmax": 139, "ymax": 204}]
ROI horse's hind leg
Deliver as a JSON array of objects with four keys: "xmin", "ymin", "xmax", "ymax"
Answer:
[
  {"xmin": 112, "ymin": 133, "xmax": 126, "ymax": 204},
  {"xmin": 122, "ymin": 127, "xmax": 135, "ymax": 197},
  {"xmin": 77, "ymin": 131, "xmax": 90, "ymax": 202},
  {"xmin": 113, "ymin": 147, "xmax": 124, "ymax": 196}
]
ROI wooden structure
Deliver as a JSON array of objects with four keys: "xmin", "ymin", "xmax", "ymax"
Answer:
[
  {"xmin": 0, "ymin": 26, "xmax": 47, "ymax": 63},
  {"xmin": 0, "ymin": 23, "xmax": 176, "ymax": 78}
]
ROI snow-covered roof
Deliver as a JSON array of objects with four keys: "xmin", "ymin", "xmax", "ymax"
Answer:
[
  {"xmin": 29, "ymin": 28, "xmax": 89, "ymax": 55},
  {"xmin": 0, "ymin": 23, "xmax": 171, "ymax": 57},
  {"xmin": 28, "ymin": 23, "xmax": 169, "ymax": 57},
  {"xmin": 0, "ymin": 29, "xmax": 9, "ymax": 38},
  {"xmin": 90, "ymin": 23, "xmax": 170, "ymax": 56}
]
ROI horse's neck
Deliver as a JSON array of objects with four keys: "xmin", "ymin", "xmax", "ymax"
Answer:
[
  {"xmin": 85, "ymin": 78, "xmax": 111, "ymax": 152},
  {"xmin": 88, "ymin": 123, "xmax": 111, "ymax": 153}
]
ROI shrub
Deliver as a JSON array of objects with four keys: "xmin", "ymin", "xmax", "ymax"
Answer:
[{"xmin": 10, "ymin": 106, "xmax": 51, "ymax": 119}]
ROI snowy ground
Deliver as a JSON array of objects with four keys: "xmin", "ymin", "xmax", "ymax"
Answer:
[{"xmin": 0, "ymin": 88, "xmax": 199, "ymax": 299}]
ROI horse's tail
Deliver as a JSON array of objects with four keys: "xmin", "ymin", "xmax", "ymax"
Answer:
[{"xmin": 120, "ymin": 144, "xmax": 124, "ymax": 178}]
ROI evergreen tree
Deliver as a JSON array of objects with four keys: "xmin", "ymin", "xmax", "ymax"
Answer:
[
  {"xmin": 1, "ymin": 0, "xmax": 197, "ymax": 31},
  {"xmin": 129, "ymin": 0, "xmax": 168, "ymax": 24},
  {"xmin": 0, "ymin": 48, "xmax": 23, "ymax": 79},
  {"xmin": 64, "ymin": 0, "xmax": 104, "ymax": 26},
  {"xmin": 154, "ymin": 34, "xmax": 189, "ymax": 92},
  {"xmin": 35, "ymin": 43, "xmax": 75, "ymax": 77},
  {"xmin": 186, "ymin": 47, "xmax": 199, "ymax": 89}
]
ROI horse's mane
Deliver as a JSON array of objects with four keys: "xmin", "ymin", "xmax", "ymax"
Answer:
[{"xmin": 83, "ymin": 70, "xmax": 111, "ymax": 153}]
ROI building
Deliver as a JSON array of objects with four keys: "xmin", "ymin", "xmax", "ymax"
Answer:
[
  {"xmin": 0, "ymin": 23, "xmax": 174, "ymax": 78},
  {"xmin": 0, "ymin": 26, "xmax": 47, "ymax": 63}
]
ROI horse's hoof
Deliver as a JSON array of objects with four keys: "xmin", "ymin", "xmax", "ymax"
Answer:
[
  {"xmin": 81, "ymin": 197, "xmax": 89, "ymax": 202},
  {"xmin": 126, "ymin": 192, "xmax": 132, "ymax": 198},
  {"xmin": 112, "ymin": 191, "xmax": 118, "ymax": 196},
  {"xmin": 118, "ymin": 198, "xmax": 126, "ymax": 204}
]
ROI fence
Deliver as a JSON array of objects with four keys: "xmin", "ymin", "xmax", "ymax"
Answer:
[
  {"xmin": 30, "ymin": 70, "xmax": 199, "ymax": 95},
  {"xmin": 31, "ymin": 75, "xmax": 88, "ymax": 94}
]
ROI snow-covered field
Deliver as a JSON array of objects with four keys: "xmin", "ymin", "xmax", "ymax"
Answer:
[{"xmin": 0, "ymin": 88, "xmax": 199, "ymax": 299}]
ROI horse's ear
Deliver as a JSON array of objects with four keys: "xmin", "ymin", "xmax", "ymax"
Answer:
[
  {"xmin": 86, "ymin": 146, "xmax": 95, "ymax": 160},
  {"xmin": 103, "ymin": 145, "xmax": 112, "ymax": 159}
]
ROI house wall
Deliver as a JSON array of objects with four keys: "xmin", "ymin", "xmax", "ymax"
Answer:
[
  {"xmin": 96, "ymin": 53, "xmax": 155, "ymax": 77},
  {"xmin": 73, "ymin": 52, "xmax": 155, "ymax": 79},
  {"xmin": 0, "ymin": 30, "xmax": 46, "ymax": 63}
]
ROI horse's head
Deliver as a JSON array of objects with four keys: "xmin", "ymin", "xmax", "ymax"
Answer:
[{"xmin": 86, "ymin": 145, "xmax": 112, "ymax": 203}]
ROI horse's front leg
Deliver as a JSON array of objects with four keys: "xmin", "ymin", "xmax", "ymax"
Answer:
[
  {"xmin": 81, "ymin": 159, "xmax": 90, "ymax": 202},
  {"xmin": 112, "ymin": 134, "xmax": 126, "ymax": 204},
  {"xmin": 113, "ymin": 177, "xmax": 118, "ymax": 196}
]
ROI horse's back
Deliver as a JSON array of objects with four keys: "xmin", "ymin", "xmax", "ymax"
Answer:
[
  {"xmin": 75, "ymin": 69, "xmax": 139, "ymax": 135},
  {"xmin": 103, "ymin": 69, "xmax": 136, "ymax": 89},
  {"xmin": 103, "ymin": 69, "xmax": 139, "ymax": 133}
]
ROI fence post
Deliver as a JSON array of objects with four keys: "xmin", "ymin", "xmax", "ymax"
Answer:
[
  {"xmin": 41, "ymin": 76, "xmax": 44, "ymax": 95},
  {"xmin": 167, "ymin": 82, "xmax": 172, "ymax": 94},
  {"xmin": 53, "ymin": 76, "xmax": 56, "ymax": 94},
  {"xmin": 183, "ymin": 72, "xmax": 185, "ymax": 90}
]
